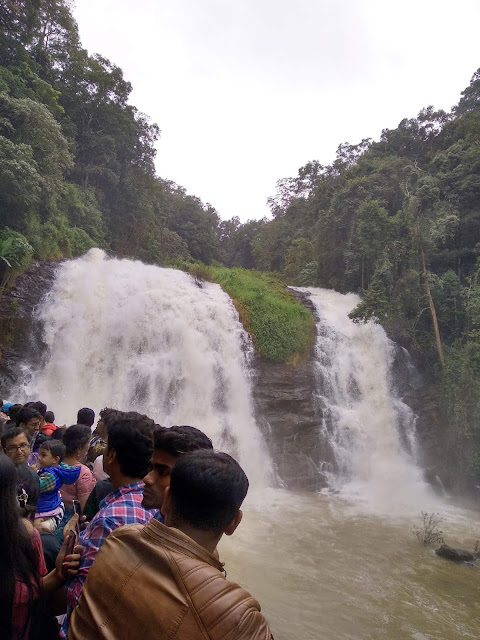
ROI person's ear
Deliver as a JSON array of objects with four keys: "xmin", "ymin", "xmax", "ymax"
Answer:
[
  {"xmin": 161, "ymin": 485, "xmax": 172, "ymax": 518},
  {"xmin": 104, "ymin": 447, "xmax": 116, "ymax": 465},
  {"xmin": 224, "ymin": 509, "xmax": 243, "ymax": 536}
]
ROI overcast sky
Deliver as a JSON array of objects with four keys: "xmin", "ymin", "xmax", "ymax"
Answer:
[{"xmin": 73, "ymin": 0, "xmax": 480, "ymax": 222}]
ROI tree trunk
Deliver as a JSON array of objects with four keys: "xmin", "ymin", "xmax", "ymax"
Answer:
[{"xmin": 420, "ymin": 244, "xmax": 445, "ymax": 366}]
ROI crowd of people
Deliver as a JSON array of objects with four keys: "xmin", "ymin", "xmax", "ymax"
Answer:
[{"xmin": 0, "ymin": 398, "xmax": 274, "ymax": 640}]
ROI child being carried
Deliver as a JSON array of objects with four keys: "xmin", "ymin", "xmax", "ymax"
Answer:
[{"xmin": 35, "ymin": 440, "xmax": 81, "ymax": 532}]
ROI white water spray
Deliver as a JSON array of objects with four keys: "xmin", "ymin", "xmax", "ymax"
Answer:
[
  {"xmin": 19, "ymin": 249, "xmax": 272, "ymax": 487},
  {"xmin": 297, "ymin": 287, "xmax": 439, "ymax": 515}
]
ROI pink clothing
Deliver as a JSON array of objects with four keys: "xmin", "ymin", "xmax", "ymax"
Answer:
[
  {"xmin": 60, "ymin": 463, "xmax": 96, "ymax": 508},
  {"xmin": 12, "ymin": 528, "xmax": 47, "ymax": 639},
  {"xmin": 36, "ymin": 505, "xmax": 63, "ymax": 518}
]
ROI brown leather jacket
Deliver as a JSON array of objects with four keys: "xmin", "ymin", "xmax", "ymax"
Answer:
[{"xmin": 68, "ymin": 518, "xmax": 274, "ymax": 640}]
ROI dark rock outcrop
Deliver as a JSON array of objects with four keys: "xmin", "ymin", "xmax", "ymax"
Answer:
[
  {"xmin": 435, "ymin": 544, "xmax": 476, "ymax": 563},
  {"xmin": 252, "ymin": 353, "xmax": 329, "ymax": 490},
  {"xmin": 0, "ymin": 262, "xmax": 57, "ymax": 391},
  {"xmin": 251, "ymin": 288, "xmax": 334, "ymax": 491}
]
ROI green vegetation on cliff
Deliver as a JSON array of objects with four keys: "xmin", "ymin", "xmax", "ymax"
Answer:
[
  {"xmin": 208, "ymin": 267, "xmax": 315, "ymax": 363},
  {"xmin": 3, "ymin": 2, "xmax": 480, "ymax": 485}
]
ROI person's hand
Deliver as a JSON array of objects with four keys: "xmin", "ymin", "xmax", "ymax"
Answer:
[
  {"xmin": 55, "ymin": 529, "xmax": 83, "ymax": 581},
  {"xmin": 65, "ymin": 544, "xmax": 82, "ymax": 575},
  {"xmin": 63, "ymin": 513, "xmax": 79, "ymax": 540},
  {"xmin": 62, "ymin": 513, "xmax": 87, "ymax": 539}
]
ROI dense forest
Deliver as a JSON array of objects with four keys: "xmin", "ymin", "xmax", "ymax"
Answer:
[{"xmin": 1, "ymin": 1, "xmax": 480, "ymax": 485}]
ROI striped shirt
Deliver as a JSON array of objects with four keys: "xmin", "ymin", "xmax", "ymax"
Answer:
[{"xmin": 61, "ymin": 481, "xmax": 154, "ymax": 638}]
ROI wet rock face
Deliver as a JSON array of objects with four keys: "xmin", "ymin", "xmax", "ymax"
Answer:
[
  {"xmin": 390, "ymin": 346, "xmax": 457, "ymax": 491},
  {"xmin": 401, "ymin": 383, "xmax": 449, "ymax": 484},
  {"xmin": 252, "ymin": 352, "xmax": 327, "ymax": 491},
  {"xmin": 0, "ymin": 262, "xmax": 57, "ymax": 392},
  {"xmin": 251, "ymin": 288, "xmax": 332, "ymax": 491}
]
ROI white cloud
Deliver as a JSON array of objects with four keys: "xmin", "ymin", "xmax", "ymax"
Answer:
[{"xmin": 73, "ymin": 0, "xmax": 480, "ymax": 220}]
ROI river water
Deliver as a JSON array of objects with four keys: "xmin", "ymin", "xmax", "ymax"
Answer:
[
  {"xmin": 16, "ymin": 252, "xmax": 480, "ymax": 639},
  {"xmin": 222, "ymin": 489, "xmax": 480, "ymax": 640},
  {"xmin": 221, "ymin": 286, "xmax": 480, "ymax": 639}
]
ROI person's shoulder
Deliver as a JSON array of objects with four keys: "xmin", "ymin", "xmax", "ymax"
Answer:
[
  {"xmin": 79, "ymin": 463, "xmax": 95, "ymax": 477},
  {"xmin": 94, "ymin": 501, "xmax": 143, "ymax": 527},
  {"xmin": 60, "ymin": 462, "xmax": 78, "ymax": 470},
  {"xmin": 109, "ymin": 522, "xmax": 145, "ymax": 539},
  {"xmin": 94, "ymin": 522, "xmax": 146, "ymax": 549},
  {"xmin": 38, "ymin": 466, "xmax": 55, "ymax": 475},
  {"xmin": 186, "ymin": 569, "xmax": 272, "ymax": 639}
]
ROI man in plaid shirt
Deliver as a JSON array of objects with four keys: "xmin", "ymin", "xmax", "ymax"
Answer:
[{"xmin": 61, "ymin": 411, "xmax": 156, "ymax": 638}]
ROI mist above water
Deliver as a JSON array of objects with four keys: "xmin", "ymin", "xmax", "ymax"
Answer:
[{"xmin": 18, "ymin": 249, "xmax": 271, "ymax": 488}]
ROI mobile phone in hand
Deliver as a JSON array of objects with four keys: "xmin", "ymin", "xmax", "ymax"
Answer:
[
  {"xmin": 72, "ymin": 499, "xmax": 82, "ymax": 534},
  {"xmin": 72, "ymin": 499, "xmax": 82, "ymax": 519}
]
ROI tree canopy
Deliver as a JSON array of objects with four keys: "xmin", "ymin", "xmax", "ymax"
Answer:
[
  {"xmin": 0, "ymin": 0, "xmax": 222, "ymax": 264},
  {"xmin": 2, "ymin": 1, "xmax": 480, "ymax": 485}
]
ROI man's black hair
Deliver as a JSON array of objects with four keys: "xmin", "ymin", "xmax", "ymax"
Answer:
[
  {"xmin": 153, "ymin": 425, "xmax": 213, "ymax": 457},
  {"xmin": 169, "ymin": 450, "xmax": 249, "ymax": 532},
  {"xmin": 16, "ymin": 407, "xmax": 41, "ymax": 427},
  {"xmin": 39, "ymin": 439, "xmax": 65, "ymax": 461},
  {"xmin": 63, "ymin": 424, "xmax": 92, "ymax": 456},
  {"xmin": 1, "ymin": 426, "xmax": 29, "ymax": 450},
  {"xmin": 24, "ymin": 401, "xmax": 47, "ymax": 418},
  {"xmin": 8, "ymin": 404, "xmax": 24, "ymax": 422},
  {"xmin": 77, "ymin": 408, "xmax": 95, "ymax": 428},
  {"xmin": 107, "ymin": 412, "xmax": 154, "ymax": 478},
  {"xmin": 50, "ymin": 427, "xmax": 66, "ymax": 442},
  {"xmin": 99, "ymin": 407, "xmax": 122, "ymax": 425},
  {"xmin": 44, "ymin": 411, "xmax": 55, "ymax": 423}
]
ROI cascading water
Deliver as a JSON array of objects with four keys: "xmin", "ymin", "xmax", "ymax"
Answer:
[
  {"xmin": 17, "ymin": 249, "xmax": 272, "ymax": 488},
  {"xmin": 296, "ymin": 287, "xmax": 436, "ymax": 514},
  {"xmin": 7, "ymin": 259, "xmax": 480, "ymax": 639}
]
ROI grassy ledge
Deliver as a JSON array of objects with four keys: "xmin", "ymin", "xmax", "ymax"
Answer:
[{"xmin": 207, "ymin": 266, "xmax": 315, "ymax": 364}]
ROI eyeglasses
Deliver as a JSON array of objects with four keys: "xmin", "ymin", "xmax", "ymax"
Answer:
[{"xmin": 5, "ymin": 443, "xmax": 30, "ymax": 454}]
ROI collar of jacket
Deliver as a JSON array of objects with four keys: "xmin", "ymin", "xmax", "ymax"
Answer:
[{"xmin": 142, "ymin": 518, "xmax": 225, "ymax": 573}]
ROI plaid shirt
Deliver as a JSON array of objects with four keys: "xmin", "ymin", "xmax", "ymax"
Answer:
[
  {"xmin": 38, "ymin": 469, "xmax": 58, "ymax": 493},
  {"xmin": 61, "ymin": 481, "xmax": 154, "ymax": 638}
]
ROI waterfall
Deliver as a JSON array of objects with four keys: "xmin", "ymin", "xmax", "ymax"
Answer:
[
  {"xmin": 17, "ymin": 249, "xmax": 272, "ymax": 488},
  {"xmin": 297, "ymin": 287, "xmax": 436, "ymax": 513}
]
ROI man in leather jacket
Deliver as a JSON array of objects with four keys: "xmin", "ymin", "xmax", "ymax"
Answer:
[{"xmin": 68, "ymin": 449, "xmax": 274, "ymax": 640}]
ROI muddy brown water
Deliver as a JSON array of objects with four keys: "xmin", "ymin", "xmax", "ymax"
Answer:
[{"xmin": 220, "ymin": 490, "xmax": 480, "ymax": 640}]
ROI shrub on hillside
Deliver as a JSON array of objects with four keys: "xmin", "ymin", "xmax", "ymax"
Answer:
[
  {"xmin": 209, "ymin": 266, "xmax": 315, "ymax": 363},
  {"xmin": 0, "ymin": 227, "xmax": 33, "ymax": 288}
]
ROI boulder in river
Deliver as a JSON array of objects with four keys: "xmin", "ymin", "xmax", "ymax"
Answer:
[{"xmin": 435, "ymin": 544, "xmax": 476, "ymax": 563}]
